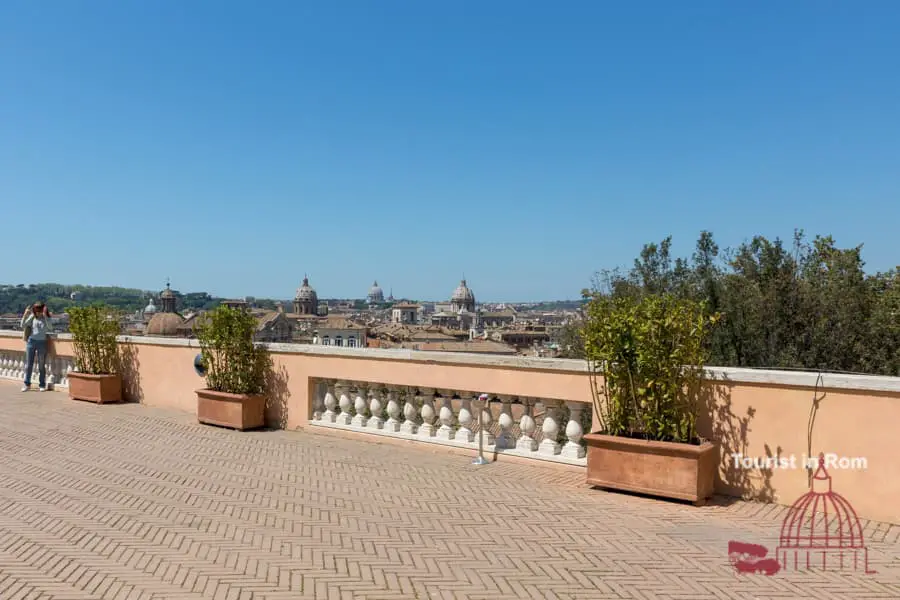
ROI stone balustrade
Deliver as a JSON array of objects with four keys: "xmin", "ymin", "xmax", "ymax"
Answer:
[
  {"xmin": 307, "ymin": 379, "xmax": 591, "ymax": 466},
  {"xmin": 0, "ymin": 348, "xmax": 74, "ymax": 389}
]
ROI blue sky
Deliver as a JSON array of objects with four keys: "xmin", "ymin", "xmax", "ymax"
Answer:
[{"xmin": 2, "ymin": 1, "xmax": 898, "ymax": 302}]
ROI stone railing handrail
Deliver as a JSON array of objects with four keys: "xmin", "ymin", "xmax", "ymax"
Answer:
[{"xmin": 2, "ymin": 329, "xmax": 899, "ymax": 393}]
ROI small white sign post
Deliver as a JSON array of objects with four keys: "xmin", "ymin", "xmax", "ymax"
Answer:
[{"xmin": 473, "ymin": 393, "xmax": 490, "ymax": 465}]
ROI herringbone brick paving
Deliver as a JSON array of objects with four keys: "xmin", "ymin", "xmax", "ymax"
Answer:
[{"xmin": 0, "ymin": 383, "xmax": 897, "ymax": 599}]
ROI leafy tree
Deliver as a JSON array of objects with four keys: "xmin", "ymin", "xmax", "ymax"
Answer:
[{"xmin": 587, "ymin": 230, "xmax": 900, "ymax": 376}]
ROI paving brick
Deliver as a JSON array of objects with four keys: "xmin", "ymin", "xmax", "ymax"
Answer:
[{"xmin": 0, "ymin": 382, "xmax": 898, "ymax": 599}]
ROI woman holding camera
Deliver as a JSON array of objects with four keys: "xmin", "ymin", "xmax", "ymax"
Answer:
[{"xmin": 20, "ymin": 302, "xmax": 53, "ymax": 392}]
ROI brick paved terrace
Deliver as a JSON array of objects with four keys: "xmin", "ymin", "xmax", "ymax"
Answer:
[{"xmin": 1, "ymin": 382, "xmax": 899, "ymax": 599}]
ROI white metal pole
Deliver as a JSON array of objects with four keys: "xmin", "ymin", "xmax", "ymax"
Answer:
[{"xmin": 472, "ymin": 393, "xmax": 490, "ymax": 465}]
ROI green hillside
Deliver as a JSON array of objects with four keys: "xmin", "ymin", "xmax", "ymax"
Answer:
[{"xmin": 0, "ymin": 283, "xmax": 223, "ymax": 315}]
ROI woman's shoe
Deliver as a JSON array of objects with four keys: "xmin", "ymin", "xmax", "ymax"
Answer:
[
  {"xmin": 39, "ymin": 386, "xmax": 48, "ymax": 392},
  {"xmin": 21, "ymin": 385, "xmax": 29, "ymax": 392}
]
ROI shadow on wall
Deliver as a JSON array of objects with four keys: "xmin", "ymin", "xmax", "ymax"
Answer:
[
  {"xmin": 264, "ymin": 362, "xmax": 290, "ymax": 430},
  {"xmin": 698, "ymin": 372, "xmax": 776, "ymax": 503},
  {"xmin": 119, "ymin": 343, "xmax": 143, "ymax": 404}
]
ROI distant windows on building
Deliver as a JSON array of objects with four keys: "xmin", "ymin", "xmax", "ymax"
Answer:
[
  {"xmin": 335, "ymin": 336, "xmax": 343, "ymax": 347},
  {"xmin": 321, "ymin": 335, "xmax": 330, "ymax": 346}
]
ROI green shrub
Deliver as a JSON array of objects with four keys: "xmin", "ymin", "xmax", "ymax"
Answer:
[
  {"xmin": 582, "ymin": 293, "xmax": 719, "ymax": 444},
  {"xmin": 195, "ymin": 305, "xmax": 269, "ymax": 395},
  {"xmin": 68, "ymin": 304, "xmax": 121, "ymax": 374}
]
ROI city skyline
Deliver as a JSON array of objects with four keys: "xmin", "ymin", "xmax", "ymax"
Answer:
[
  {"xmin": 1, "ymin": 277, "xmax": 583, "ymax": 306},
  {"xmin": 3, "ymin": 2, "xmax": 898, "ymax": 301}
]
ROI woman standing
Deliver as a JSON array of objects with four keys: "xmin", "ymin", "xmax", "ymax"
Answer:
[{"xmin": 20, "ymin": 302, "xmax": 53, "ymax": 392}]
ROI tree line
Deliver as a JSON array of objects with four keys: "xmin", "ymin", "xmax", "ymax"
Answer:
[
  {"xmin": 0, "ymin": 284, "xmax": 223, "ymax": 316},
  {"xmin": 560, "ymin": 230, "xmax": 899, "ymax": 377}
]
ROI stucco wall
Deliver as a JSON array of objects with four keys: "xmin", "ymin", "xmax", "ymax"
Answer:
[{"xmin": 2, "ymin": 330, "xmax": 898, "ymax": 524}]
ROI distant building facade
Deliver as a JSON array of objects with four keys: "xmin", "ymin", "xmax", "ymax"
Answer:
[
  {"xmin": 314, "ymin": 317, "xmax": 367, "ymax": 348},
  {"xmin": 391, "ymin": 303, "xmax": 420, "ymax": 325}
]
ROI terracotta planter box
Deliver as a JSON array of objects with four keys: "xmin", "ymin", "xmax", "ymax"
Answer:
[
  {"xmin": 196, "ymin": 389, "xmax": 266, "ymax": 431},
  {"xmin": 68, "ymin": 372, "xmax": 123, "ymax": 404},
  {"xmin": 584, "ymin": 433, "xmax": 717, "ymax": 505}
]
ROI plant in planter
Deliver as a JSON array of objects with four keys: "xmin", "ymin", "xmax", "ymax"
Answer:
[
  {"xmin": 67, "ymin": 304, "xmax": 123, "ymax": 404},
  {"xmin": 195, "ymin": 305, "xmax": 270, "ymax": 430},
  {"xmin": 582, "ymin": 293, "xmax": 720, "ymax": 504}
]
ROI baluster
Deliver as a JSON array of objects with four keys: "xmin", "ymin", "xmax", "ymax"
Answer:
[
  {"xmin": 495, "ymin": 395, "xmax": 514, "ymax": 449},
  {"xmin": 455, "ymin": 393, "xmax": 475, "ymax": 443},
  {"xmin": 322, "ymin": 380, "xmax": 337, "ymax": 422},
  {"xmin": 516, "ymin": 398, "xmax": 538, "ymax": 452},
  {"xmin": 351, "ymin": 383, "xmax": 369, "ymax": 428},
  {"xmin": 336, "ymin": 381, "xmax": 353, "ymax": 425},
  {"xmin": 367, "ymin": 387, "xmax": 384, "ymax": 430},
  {"xmin": 384, "ymin": 387, "xmax": 401, "ymax": 432},
  {"xmin": 312, "ymin": 381, "xmax": 325, "ymax": 421},
  {"xmin": 435, "ymin": 390, "xmax": 455, "ymax": 440},
  {"xmin": 418, "ymin": 388, "xmax": 436, "ymax": 438},
  {"xmin": 0, "ymin": 355, "xmax": 8, "ymax": 377},
  {"xmin": 62, "ymin": 362, "xmax": 72, "ymax": 387},
  {"xmin": 47, "ymin": 356, "xmax": 56, "ymax": 389},
  {"xmin": 538, "ymin": 400, "xmax": 561, "ymax": 456},
  {"xmin": 561, "ymin": 401, "xmax": 586, "ymax": 459},
  {"xmin": 400, "ymin": 388, "xmax": 418, "ymax": 435}
]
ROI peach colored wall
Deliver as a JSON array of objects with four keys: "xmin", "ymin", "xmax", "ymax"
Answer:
[
  {"xmin": 697, "ymin": 380, "xmax": 900, "ymax": 526},
  {"xmin": 121, "ymin": 341, "xmax": 201, "ymax": 411},
  {"xmin": 2, "ymin": 332, "xmax": 897, "ymax": 524}
]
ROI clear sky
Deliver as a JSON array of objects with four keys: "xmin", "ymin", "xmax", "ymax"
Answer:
[{"xmin": 2, "ymin": 1, "xmax": 898, "ymax": 302}]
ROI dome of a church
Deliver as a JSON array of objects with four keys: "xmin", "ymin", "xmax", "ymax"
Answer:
[
  {"xmin": 144, "ymin": 298, "xmax": 157, "ymax": 315},
  {"xmin": 160, "ymin": 283, "xmax": 175, "ymax": 298},
  {"xmin": 146, "ymin": 312, "xmax": 184, "ymax": 336},
  {"xmin": 295, "ymin": 277, "xmax": 317, "ymax": 301},
  {"xmin": 451, "ymin": 279, "xmax": 475, "ymax": 303},
  {"xmin": 368, "ymin": 280, "xmax": 384, "ymax": 303}
]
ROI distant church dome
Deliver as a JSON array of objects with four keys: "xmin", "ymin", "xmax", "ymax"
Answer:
[
  {"xmin": 368, "ymin": 280, "xmax": 384, "ymax": 304},
  {"xmin": 146, "ymin": 312, "xmax": 183, "ymax": 336},
  {"xmin": 293, "ymin": 276, "xmax": 319, "ymax": 315},
  {"xmin": 144, "ymin": 297, "xmax": 157, "ymax": 315},
  {"xmin": 156, "ymin": 281, "xmax": 178, "ymax": 313},
  {"xmin": 451, "ymin": 279, "xmax": 475, "ymax": 312},
  {"xmin": 295, "ymin": 276, "xmax": 317, "ymax": 301}
]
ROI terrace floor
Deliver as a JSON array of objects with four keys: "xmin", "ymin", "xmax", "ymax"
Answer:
[{"xmin": 0, "ymin": 383, "xmax": 898, "ymax": 600}]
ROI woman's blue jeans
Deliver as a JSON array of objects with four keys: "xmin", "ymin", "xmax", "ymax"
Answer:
[{"xmin": 24, "ymin": 338, "xmax": 48, "ymax": 388}]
